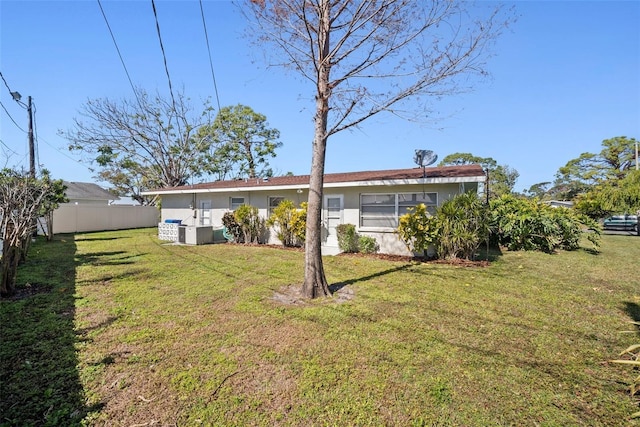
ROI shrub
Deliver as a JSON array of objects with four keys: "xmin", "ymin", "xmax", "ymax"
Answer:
[
  {"xmin": 234, "ymin": 204, "xmax": 264, "ymax": 244},
  {"xmin": 266, "ymin": 200, "xmax": 306, "ymax": 247},
  {"xmin": 358, "ymin": 235, "xmax": 378, "ymax": 254},
  {"xmin": 397, "ymin": 193, "xmax": 490, "ymax": 260},
  {"xmin": 336, "ymin": 223, "xmax": 359, "ymax": 253},
  {"xmin": 490, "ymin": 195, "xmax": 557, "ymax": 252},
  {"xmin": 335, "ymin": 223, "xmax": 377, "ymax": 254},
  {"xmin": 396, "ymin": 204, "xmax": 439, "ymax": 255},
  {"xmin": 222, "ymin": 211, "xmax": 242, "ymax": 242},
  {"xmin": 292, "ymin": 202, "xmax": 307, "ymax": 244},
  {"xmin": 489, "ymin": 195, "xmax": 600, "ymax": 253},
  {"xmin": 436, "ymin": 192, "xmax": 489, "ymax": 260}
]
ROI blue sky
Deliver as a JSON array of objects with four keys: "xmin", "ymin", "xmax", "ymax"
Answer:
[{"xmin": 1, "ymin": 0, "xmax": 638, "ymax": 193}]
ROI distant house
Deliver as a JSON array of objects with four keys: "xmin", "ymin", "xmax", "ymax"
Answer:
[
  {"xmin": 142, "ymin": 164, "xmax": 486, "ymax": 256},
  {"xmin": 62, "ymin": 181, "xmax": 119, "ymax": 205},
  {"xmin": 545, "ymin": 200, "xmax": 574, "ymax": 209}
]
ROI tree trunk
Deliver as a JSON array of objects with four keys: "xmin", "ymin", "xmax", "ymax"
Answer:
[
  {"xmin": 1, "ymin": 242, "xmax": 20, "ymax": 297},
  {"xmin": 45, "ymin": 211, "xmax": 54, "ymax": 241},
  {"xmin": 302, "ymin": 0, "xmax": 332, "ymax": 299},
  {"xmin": 244, "ymin": 140, "xmax": 256, "ymax": 179},
  {"xmin": 19, "ymin": 230, "xmax": 32, "ymax": 263},
  {"xmin": 302, "ymin": 128, "xmax": 331, "ymax": 298}
]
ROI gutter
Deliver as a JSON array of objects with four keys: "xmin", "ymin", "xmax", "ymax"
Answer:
[{"xmin": 141, "ymin": 175, "xmax": 486, "ymax": 196}]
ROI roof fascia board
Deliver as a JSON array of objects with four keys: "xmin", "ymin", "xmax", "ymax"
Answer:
[{"xmin": 141, "ymin": 175, "xmax": 485, "ymax": 196}]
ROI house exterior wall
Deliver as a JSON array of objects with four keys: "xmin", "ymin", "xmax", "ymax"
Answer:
[
  {"xmin": 337, "ymin": 182, "xmax": 476, "ymax": 256},
  {"xmin": 157, "ymin": 181, "xmax": 479, "ymax": 255},
  {"xmin": 160, "ymin": 189, "xmax": 307, "ymax": 245}
]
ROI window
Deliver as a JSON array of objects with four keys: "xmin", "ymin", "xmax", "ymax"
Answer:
[
  {"xmin": 268, "ymin": 196, "xmax": 285, "ymax": 216},
  {"xmin": 398, "ymin": 193, "xmax": 437, "ymax": 216},
  {"xmin": 230, "ymin": 197, "xmax": 245, "ymax": 210},
  {"xmin": 360, "ymin": 192, "xmax": 437, "ymax": 228},
  {"xmin": 360, "ymin": 194, "xmax": 396, "ymax": 228}
]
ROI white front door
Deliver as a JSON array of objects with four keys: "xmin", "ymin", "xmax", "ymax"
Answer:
[
  {"xmin": 323, "ymin": 195, "xmax": 343, "ymax": 247},
  {"xmin": 199, "ymin": 200, "xmax": 212, "ymax": 226}
]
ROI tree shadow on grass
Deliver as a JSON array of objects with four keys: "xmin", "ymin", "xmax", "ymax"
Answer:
[
  {"xmin": 273, "ymin": 265, "xmax": 415, "ymax": 305},
  {"xmin": 329, "ymin": 264, "xmax": 413, "ymax": 294},
  {"xmin": 623, "ymin": 302, "xmax": 640, "ymax": 331},
  {"xmin": 329, "ymin": 245, "xmax": 504, "ymax": 294},
  {"xmin": 475, "ymin": 243, "xmax": 503, "ymax": 262},
  {"xmin": 74, "ymin": 250, "xmax": 145, "ymax": 266},
  {"xmin": 74, "ymin": 236, "xmax": 127, "ymax": 242},
  {"xmin": 0, "ymin": 235, "xmax": 103, "ymax": 425}
]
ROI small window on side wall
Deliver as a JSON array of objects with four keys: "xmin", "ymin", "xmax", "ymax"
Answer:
[
  {"xmin": 230, "ymin": 197, "xmax": 245, "ymax": 210},
  {"xmin": 268, "ymin": 196, "xmax": 285, "ymax": 216}
]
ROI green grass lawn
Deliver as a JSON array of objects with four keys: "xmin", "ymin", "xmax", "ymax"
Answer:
[{"xmin": 1, "ymin": 228, "xmax": 639, "ymax": 426}]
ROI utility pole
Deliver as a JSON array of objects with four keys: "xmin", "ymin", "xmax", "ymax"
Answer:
[
  {"xmin": 27, "ymin": 95, "xmax": 35, "ymax": 178},
  {"xmin": 10, "ymin": 91, "xmax": 35, "ymax": 177},
  {"xmin": 485, "ymin": 168, "xmax": 490, "ymax": 204}
]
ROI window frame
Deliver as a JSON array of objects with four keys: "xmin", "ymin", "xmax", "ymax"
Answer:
[
  {"xmin": 229, "ymin": 197, "xmax": 245, "ymax": 211},
  {"xmin": 359, "ymin": 192, "xmax": 438, "ymax": 230},
  {"xmin": 268, "ymin": 196, "xmax": 286, "ymax": 217}
]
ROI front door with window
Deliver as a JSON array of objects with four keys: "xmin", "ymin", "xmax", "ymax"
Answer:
[{"xmin": 323, "ymin": 195, "xmax": 343, "ymax": 247}]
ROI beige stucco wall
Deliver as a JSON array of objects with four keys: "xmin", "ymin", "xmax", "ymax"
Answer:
[
  {"xmin": 161, "ymin": 190, "xmax": 306, "ymax": 247},
  {"xmin": 157, "ymin": 181, "xmax": 479, "ymax": 255},
  {"xmin": 332, "ymin": 182, "xmax": 474, "ymax": 256}
]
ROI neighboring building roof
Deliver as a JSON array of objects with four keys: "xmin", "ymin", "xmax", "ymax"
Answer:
[
  {"xmin": 544, "ymin": 200, "xmax": 574, "ymax": 208},
  {"xmin": 142, "ymin": 164, "xmax": 486, "ymax": 195},
  {"xmin": 63, "ymin": 181, "xmax": 119, "ymax": 201}
]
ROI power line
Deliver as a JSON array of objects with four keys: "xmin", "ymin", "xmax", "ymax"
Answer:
[
  {"xmin": 150, "ymin": 0, "xmax": 178, "ymax": 116},
  {"xmin": 38, "ymin": 134, "xmax": 90, "ymax": 169},
  {"xmin": 0, "ymin": 100, "xmax": 27, "ymax": 133},
  {"xmin": 96, "ymin": 0, "xmax": 144, "ymax": 108},
  {"xmin": 0, "ymin": 71, "xmax": 26, "ymax": 110},
  {"xmin": 3, "ymin": 90, "xmax": 88, "ymax": 173},
  {"xmin": 0, "ymin": 137, "xmax": 28, "ymax": 167},
  {"xmin": 0, "ymin": 71, "xmax": 35, "ymax": 176},
  {"xmin": 0, "ymin": 138, "xmax": 19, "ymax": 157},
  {"xmin": 0, "ymin": 71, "xmax": 13, "ymax": 95},
  {"xmin": 25, "ymin": 100, "xmax": 93, "ymax": 170},
  {"xmin": 199, "ymin": 0, "xmax": 221, "ymax": 112}
]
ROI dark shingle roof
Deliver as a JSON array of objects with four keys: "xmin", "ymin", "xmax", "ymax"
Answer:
[
  {"xmin": 63, "ymin": 181, "xmax": 119, "ymax": 201},
  {"xmin": 146, "ymin": 164, "xmax": 485, "ymax": 194}
]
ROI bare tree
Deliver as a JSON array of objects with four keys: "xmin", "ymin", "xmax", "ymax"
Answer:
[
  {"xmin": 245, "ymin": 0, "xmax": 512, "ymax": 298},
  {"xmin": 62, "ymin": 88, "xmax": 215, "ymax": 204}
]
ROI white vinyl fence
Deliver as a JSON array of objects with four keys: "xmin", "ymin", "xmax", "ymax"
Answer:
[{"xmin": 52, "ymin": 204, "xmax": 159, "ymax": 234}]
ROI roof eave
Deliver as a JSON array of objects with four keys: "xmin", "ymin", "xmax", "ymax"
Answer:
[{"xmin": 141, "ymin": 175, "xmax": 486, "ymax": 196}]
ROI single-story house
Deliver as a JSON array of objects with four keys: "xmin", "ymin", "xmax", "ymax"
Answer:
[{"xmin": 142, "ymin": 164, "xmax": 486, "ymax": 256}]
